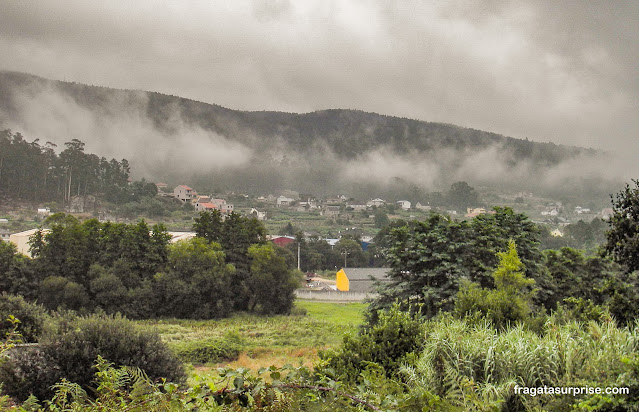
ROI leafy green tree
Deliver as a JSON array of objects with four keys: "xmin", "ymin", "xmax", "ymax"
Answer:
[
  {"xmin": 371, "ymin": 208, "xmax": 544, "ymax": 318},
  {"xmin": 604, "ymin": 180, "xmax": 639, "ymax": 272},
  {"xmin": 455, "ymin": 240, "xmax": 536, "ymax": 330},
  {"xmin": 39, "ymin": 276, "xmax": 90, "ymax": 311},
  {"xmin": 319, "ymin": 304, "xmax": 425, "ymax": 384},
  {"xmin": 163, "ymin": 238, "xmax": 234, "ymax": 318},
  {"xmin": 374, "ymin": 210, "xmax": 389, "ymax": 228},
  {"xmin": 88, "ymin": 265, "xmax": 128, "ymax": 314},
  {"xmin": 0, "ymin": 241, "xmax": 40, "ymax": 300},
  {"xmin": 447, "ymin": 181, "xmax": 479, "ymax": 211},
  {"xmin": 247, "ymin": 243, "xmax": 299, "ymax": 314},
  {"xmin": 372, "ymin": 214, "xmax": 473, "ymax": 318},
  {"xmin": 193, "ymin": 210, "xmax": 266, "ymax": 311},
  {"xmin": 335, "ymin": 238, "xmax": 367, "ymax": 268},
  {"xmin": 0, "ymin": 293, "xmax": 49, "ymax": 343}
]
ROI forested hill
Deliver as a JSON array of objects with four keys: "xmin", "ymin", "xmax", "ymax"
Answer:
[
  {"xmin": 0, "ymin": 70, "xmax": 589, "ymax": 160},
  {"xmin": 0, "ymin": 70, "xmax": 604, "ymax": 196}
]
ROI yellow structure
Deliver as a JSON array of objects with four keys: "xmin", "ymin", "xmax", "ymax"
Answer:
[
  {"xmin": 336, "ymin": 269, "xmax": 349, "ymax": 291},
  {"xmin": 9, "ymin": 229, "xmax": 48, "ymax": 257}
]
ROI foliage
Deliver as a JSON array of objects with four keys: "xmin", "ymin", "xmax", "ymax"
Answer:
[
  {"xmin": 0, "ymin": 293, "xmax": 49, "ymax": 343},
  {"xmin": 285, "ymin": 234, "xmax": 342, "ymax": 272},
  {"xmin": 0, "ymin": 130, "xmax": 131, "ymax": 204},
  {"xmin": 0, "ymin": 240, "xmax": 40, "ymax": 300},
  {"xmin": 173, "ymin": 334, "xmax": 242, "ymax": 364},
  {"xmin": 193, "ymin": 210, "xmax": 267, "ymax": 312},
  {"xmin": 318, "ymin": 304, "xmax": 425, "ymax": 385},
  {"xmin": 371, "ymin": 208, "xmax": 545, "ymax": 319},
  {"xmin": 0, "ymin": 313, "xmax": 185, "ymax": 402},
  {"xmin": 605, "ymin": 179, "xmax": 639, "ymax": 272},
  {"xmin": 401, "ymin": 315, "xmax": 639, "ymax": 411},
  {"xmin": 455, "ymin": 241, "xmax": 536, "ymax": 330},
  {"xmin": 447, "ymin": 181, "xmax": 480, "ymax": 211},
  {"xmin": 335, "ymin": 238, "xmax": 367, "ymax": 268},
  {"xmin": 246, "ymin": 243, "xmax": 299, "ymax": 315},
  {"xmin": 155, "ymin": 237, "xmax": 235, "ymax": 319},
  {"xmin": 553, "ymin": 297, "xmax": 611, "ymax": 324},
  {"xmin": 542, "ymin": 247, "xmax": 639, "ymax": 324}
]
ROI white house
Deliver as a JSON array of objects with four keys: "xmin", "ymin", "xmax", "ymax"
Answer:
[
  {"xmin": 575, "ymin": 206, "xmax": 591, "ymax": 214},
  {"xmin": 541, "ymin": 209, "xmax": 559, "ymax": 217},
  {"xmin": 174, "ymin": 185, "xmax": 197, "ymax": 203},
  {"xmin": 347, "ymin": 204, "xmax": 367, "ymax": 211},
  {"xmin": 396, "ymin": 200, "xmax": 411, "ymax": 210},
  {"xmin": 250, "ymin": 208, "xmax": 267, "ymax": 221},
  {"xmin": 366, "ymin": 198, "xmax": 386, "ymax": 207}
]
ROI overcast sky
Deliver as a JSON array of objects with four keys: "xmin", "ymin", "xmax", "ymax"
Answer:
[{"xmin": 1, "ymin": 0, "xmax": 637, "ymax": 153}]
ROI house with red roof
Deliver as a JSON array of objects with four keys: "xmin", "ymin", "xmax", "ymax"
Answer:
[{"xmin": 173, "ymin": 185, "xmax": 197, "ymax": 203}]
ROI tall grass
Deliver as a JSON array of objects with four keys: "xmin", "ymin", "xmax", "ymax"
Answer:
[{"xmin": 402, "ymin": 315, "xmax": 639, "ymax": 411}]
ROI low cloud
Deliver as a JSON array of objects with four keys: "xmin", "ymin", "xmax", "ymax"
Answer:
[{"xmin": 2, "ymin": 82, "xmax": 253, "ymax": 179}]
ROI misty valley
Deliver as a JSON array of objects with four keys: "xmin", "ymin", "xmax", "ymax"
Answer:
[{"xmin": 1, "ymin": 72, "xmax": 638, "ymax": 411}]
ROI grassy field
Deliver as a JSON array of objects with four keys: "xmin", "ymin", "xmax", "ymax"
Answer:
[{"xmin": 138, "ymin": 300, "xmax": 367, "ymax": 378}]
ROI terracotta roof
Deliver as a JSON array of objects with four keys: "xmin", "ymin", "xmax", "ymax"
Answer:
[{"xmin": 199, "ymin": 202, "xmax": 216, "ymax": 209}]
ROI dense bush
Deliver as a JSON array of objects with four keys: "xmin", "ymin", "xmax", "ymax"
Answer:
[
  {"xmin": 0, "ymin": 293, "xmax": 48, "ymax": 343},
  {"xmin": 455, "ymin": 240, "xmax": 537, "ymax": 330},
  {"xmin": 318, "ymin": 304, "xmax": 425, "ymax": 384},
  {"xmin": 173, "ymin": 334, "xmax": 241, "ymax": 364},
  {"xmin": 0, "ymin": 314, "xmax": 185, "ymax": 402}
]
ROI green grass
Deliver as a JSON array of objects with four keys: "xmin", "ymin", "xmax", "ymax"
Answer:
[
  {"xmin": 139, "ymin": 300, "xmax": 366, "ymax": 349},
  {"xmin": 295, "ymin": 300, "xmax": 367, "ymax": 326},
  {"xmin": 136, "ymin": 300, "xmax": 368, "ymax": 373}
]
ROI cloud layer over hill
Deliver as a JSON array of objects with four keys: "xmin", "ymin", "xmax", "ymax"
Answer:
[{"xmin": 0, "ymin": 72, "xmax": 629, "ymax": 200}]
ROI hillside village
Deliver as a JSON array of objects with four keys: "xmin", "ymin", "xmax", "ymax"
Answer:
[{"xmin": 1, "ymin": 180, "xmax": 614, "ymax": 262}]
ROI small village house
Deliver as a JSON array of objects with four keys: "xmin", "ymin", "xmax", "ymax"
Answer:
[
  {"xmin": 366, "ymin": 198, "xmax": 386, "ymax": 207},
  {"xmin": 323, "ymin": 205, "xmax": 340, "ymax": 219},
  {"xmin": 174, "ymin": 185, "xmax": 197, "ymax": 202},
  {"xmin": 0, "ymin": 227, "xmax": 11, "ymax": 242},
  {"xmin": 250, "ymin": 208, "xmax": 267, "ymax": 221},
  {"xmin": 396, "ymin": 200, "xmax": 411, "ymax": 210},
  {"xmin": 276, "ymin": 196, "xmax": 295, "ymax": 207},
  {"xmin": 415, "ymin": 202, "xmax": 431, "ymax": 211}
]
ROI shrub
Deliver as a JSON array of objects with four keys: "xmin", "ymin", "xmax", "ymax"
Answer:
[
  {"xmin": 454, "ymin": 240, "xmax": 536, "ymax": 330},
  {"xmin": 0, "ymin": 293, "xmax": 49, "ymax": 343},
  {"xmin": 318, "ymin": 304, "xmax": 425, "ymax": 384},
  {"xmin": 290, "ymin": 306, "xmax": 308, "ymax": 317},
  {"xmin": 173, "ymin": 336, "xmax": 241, "ymax": 364},
  {"xmin": 0, "ymin": 313, "xmax": 185, "ymax": 402}
]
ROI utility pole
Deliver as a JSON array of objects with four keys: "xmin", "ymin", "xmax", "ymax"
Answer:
[{"xmin": 297, "ymin": 241, "xmax": 301, "ymax": 271}]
